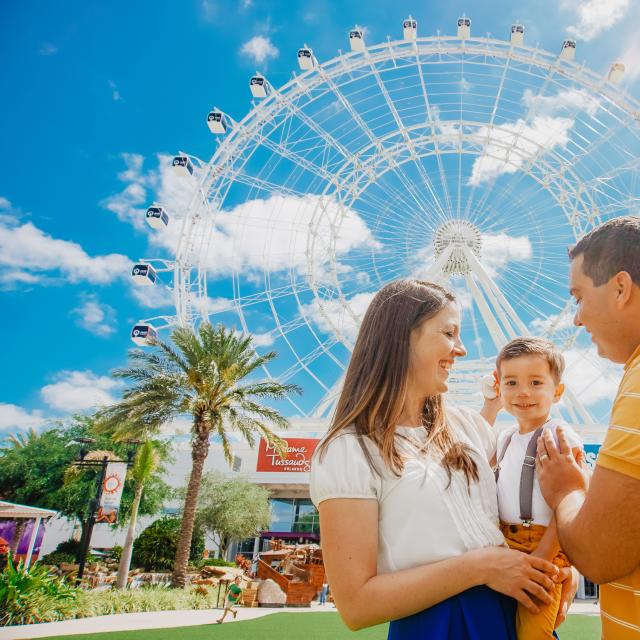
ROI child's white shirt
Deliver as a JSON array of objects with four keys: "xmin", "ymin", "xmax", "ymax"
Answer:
[{"xmin": 496, "ymin": 420, "xmax": 583, "ymax": 526}]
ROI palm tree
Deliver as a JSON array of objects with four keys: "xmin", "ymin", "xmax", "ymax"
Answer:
[
  {"xmin": 96, "ymin": 323, "xmax": 299, "ymax": 588},
  {"xmin": 115, "ymin": 441, "xmax": 159, "ymax": 589}
]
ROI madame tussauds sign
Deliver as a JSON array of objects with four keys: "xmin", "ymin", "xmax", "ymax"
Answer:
[{"xmin": 256, "ymin": 437, "xmax": 320, "ymax": 473}]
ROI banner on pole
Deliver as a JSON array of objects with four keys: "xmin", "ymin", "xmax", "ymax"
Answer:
[{"xmin": 96, "ymin": 462, "xmax": 127, "ymax": 524}]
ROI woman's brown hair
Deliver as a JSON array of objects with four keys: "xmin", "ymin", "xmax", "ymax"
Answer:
[{"xmin": 317, "ymin": 279, "xmax": 479, "ymax": 487}]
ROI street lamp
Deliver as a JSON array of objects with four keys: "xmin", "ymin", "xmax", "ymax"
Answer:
[{"xmin": 72, "ymin": 438, "xmax": 141, "ymax": 585}]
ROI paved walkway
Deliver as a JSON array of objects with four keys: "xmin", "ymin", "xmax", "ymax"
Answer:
[{"xmin": 1, "ymin": 600, "xmax": 600, "ymax": 639}]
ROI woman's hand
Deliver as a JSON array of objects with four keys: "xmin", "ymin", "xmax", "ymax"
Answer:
[
  {"xmin": 475, "ymin": 546, "xmax": 559, "ymax": 613},
  {"xmin": 554, "ymin": 566, "xmax": 579, "ymax": 629}
]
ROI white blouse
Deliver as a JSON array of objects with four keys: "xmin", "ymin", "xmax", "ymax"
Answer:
[{"xmin": 310, "ymin": 406, "xmax": 506, "ymax": 575}]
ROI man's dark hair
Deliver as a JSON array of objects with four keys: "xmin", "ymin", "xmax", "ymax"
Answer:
[{"xmin": 569, "ymin": 216, "xmax": 640, "ymax": 286}]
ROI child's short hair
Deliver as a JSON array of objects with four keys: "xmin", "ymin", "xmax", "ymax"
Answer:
[{"xmin": 496, "ymin": 337, "xmax": 565, "ymax": 383}]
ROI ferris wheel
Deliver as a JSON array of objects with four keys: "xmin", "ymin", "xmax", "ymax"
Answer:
[{"xmin": 130, "ymin": 16, "xmax": 640, "ymax": 426}]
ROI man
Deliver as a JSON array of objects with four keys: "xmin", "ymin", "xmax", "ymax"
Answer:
[{"xmin": 537, "ymin": 216, "xmax": 640, "ymax": 638}]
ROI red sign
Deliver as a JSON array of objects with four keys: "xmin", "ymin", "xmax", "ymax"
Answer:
[{"xmin": 256, "ymin": 437, "xmax": 320, "ymax": 473}]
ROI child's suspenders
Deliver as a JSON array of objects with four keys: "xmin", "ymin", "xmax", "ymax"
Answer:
[{"xmin": 494, "ymin": 426, "xmax": 544, "ymax": 527}]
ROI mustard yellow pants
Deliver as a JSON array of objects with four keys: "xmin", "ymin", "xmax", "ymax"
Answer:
[{"xmin": 500, "ymin": 522, "xmax": 571, "ymax": 640}]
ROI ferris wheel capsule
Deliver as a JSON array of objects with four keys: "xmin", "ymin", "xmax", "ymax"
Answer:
[
  {"xmin": 131, "ymin": 263, "xmax": 158, "ymax": 286},
  {"xmin": 131, "ymin": 322, "xmax": 158, "ymax": 346},
  {"xmin": 250, "ymin": 73, "xmax": 271, "ymax": 98},
  {"xmin": 297, "ymin": 45, "xmax": 315, "ymax": 70},
  {"xmin": 457, "ymin": 17, "xmax": 471, "ymax": 39},
  {"xmin": 510, "ymin": 23, "xmax": 524, "ymax": 45},
  {"xmin": 608, "ymin": 62, "xmax": 625, "ymax": 84},
  {"xmin": 172, "ymin": 154, "xmax": 194, "ymax": 178},
  {"xmin": 145, "ymin": 205, "xmax": 169, "ymax": 230},
  {"xmin": 560, "ymin": 39, "xmax": 576, "ymax": 61},
  {"xmin": 403, "ymin": 17, "xmax": 417, "ymax": 40},
  {"xmin": 349, "ymin": 26, "xmax": 365, "ymax": 51},
  {"xmin": 206, "ymin": 108, "xmax": 228, "ymax": 134}
]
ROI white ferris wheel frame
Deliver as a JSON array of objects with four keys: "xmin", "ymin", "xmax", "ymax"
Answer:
[{"xmin": 142, "ymin": 31, "xmax": 640, "ymax": 422}]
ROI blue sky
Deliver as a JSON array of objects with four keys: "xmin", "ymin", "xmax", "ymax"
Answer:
[{"xmin": 1, "ymin": 0, "xmax": 639, "ymax": 438}]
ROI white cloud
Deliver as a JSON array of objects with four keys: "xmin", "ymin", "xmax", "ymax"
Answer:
[
  {"xmin": 130, "ymin": 283, "xmax": 174, "ymax": 309},
  {"xmin": 240, "ymin": 36, "xmax": 279, "ymax": 64},
  {"xmin": 108, "ymin": 80, "xmax": 123, "ymax": 102},
  {"xmin": 200, "ymin": 194, "xmax": 379, "ymax": 279},
  {"xmin": 101, "ymin": 153, "xmax": 150, "ymax": 230},
  {"xmin": 105, "ymin": 155, "xmax": 378, "ymax": 285},
  {"xmin": 103, "ymin": 152, "xmax": 191, "ymax": 245},
  {"xmin": 0, "ymin": 217, "xmax": 131, "ymax": 286},
  {"xmin": 530, "ymin": 310, "xmax": 575, "ymax": 335},
  {"xmin": 71, "ymin": 295, "xmax": 117, "ymax": 336},
  {"xmin": 563, "ymin": 0, "xmax": 630, "ymax": 41},
  {"xmin": 38, "ymin": 43, "xmax": 58, "ymax": 56},
  {"xmin": 0, "ymin": 404, "xmax": 46, "ymax": 431},
  {"xmin": 522, "ymin": 88, "xmax": 600, "ymax": 118},
  {"xmin": 468, "ymin": 116, "xmax": 574, "ymax": 186},
  {"xmin": 301, "ymin": 291, "xmax": 375, "ymax": 344},
  {"xmin": 200, "ymin": 0, "xmax": 217, "ymax": 22},
  {"xmin": 562, "ymin": 346, "xmax": 623, "ymax": 405},
  {"xmin": 251, "ymin": 331, "xmax": 276, "ymax": 347},
  {"xmin": 41, "ymin": 371, "xmax": 120, "ymax": 413},
  {"xmin": 469, "ymin": 87, "xmax": 605, "ymax": 186},
  {"xmin": 0, "ymin": 197, "xmax": 11, "ymax": 209},
  {"xmin": 619, "ymin": 34, "xmax": 640, "ymax": 83},
  {"xmin": 481, "ymin": 233, "xmax": 532, "ymax": 275}
]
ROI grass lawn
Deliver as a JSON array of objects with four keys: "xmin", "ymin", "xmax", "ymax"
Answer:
[{"xmin": 43, "ymin": 612, "xmax": 601, "ymax": 639}]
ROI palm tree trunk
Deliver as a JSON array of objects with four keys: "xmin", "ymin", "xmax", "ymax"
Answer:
[
  {"xmin": 171, "ymin": 420, "xmax": 210, "ymax": 588},
  {"xmin": 115, "ymin": 483, "xmax": 143, "ymax": 589}
]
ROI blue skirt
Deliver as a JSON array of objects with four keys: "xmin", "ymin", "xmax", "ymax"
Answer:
[{"xmin": 387, "ymin": 586, "xmax": 517, "ymax": 640}]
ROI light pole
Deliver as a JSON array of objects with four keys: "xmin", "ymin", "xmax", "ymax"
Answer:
[{"xmin": 72, "ymin": 437, "xmax": 141, "ymax": 586}]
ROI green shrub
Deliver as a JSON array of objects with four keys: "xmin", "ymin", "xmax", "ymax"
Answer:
[
  {"xmin": 131, "ymin": 517, "xmax": 204, "ymax": 571},
  {"xmin": 38, "ymin": 551, "xmax": 76, "ymax": 566},
  {"xmin": 71, "ymin": 584, "xmax": 221, "ymax": 618},
  {"xmin": 0, "ymin": 556, "xmax": 81, "ymax": 626},
  {"xmin": 200, "ymin": 558, "xmax": 235, "ymax": 567},
  {"xmin": 110, "ymin": 545, "xmax": 123, "ymax": 562},
  {"xmin": 53, "ymin": 538, "xmax": 83, "ymax": 558}
]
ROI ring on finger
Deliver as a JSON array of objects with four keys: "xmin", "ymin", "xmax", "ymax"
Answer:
[{"xmin": 539, "ymin": 453, "xmax": 549, "ymax": 462}]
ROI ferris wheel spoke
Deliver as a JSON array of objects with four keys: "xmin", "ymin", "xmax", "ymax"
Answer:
[
  {"xmin": 364, "ymin": 48, "xmax": 450, "ymax": 224},
  {"xmin": 316, "ymin": 66, "xmax": 447, "ymax": 224}
]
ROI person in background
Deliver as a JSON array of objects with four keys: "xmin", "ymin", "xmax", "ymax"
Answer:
[
  {"xmin": 216, "ymin": 576, "xmax": 243, "ymax": 624},
  {"xmin": 319, "ymin": 581, "xmax": 329, "ymax": 605}
]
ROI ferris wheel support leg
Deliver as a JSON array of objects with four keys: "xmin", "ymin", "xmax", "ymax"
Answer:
[
  {"xmin": 464, "ymin": 274, "xmax": 509, "ymax": 348},
  {"xmin": 462, "ymin": 246, "xmax": 530, "ymax": 336},
  {"xmin": 422, "ymin": 244, "xmax": 456, "ymax": 284},
  {"xmin": 466, "ymin": 259, "xmax": 519, "ymax": 341}
]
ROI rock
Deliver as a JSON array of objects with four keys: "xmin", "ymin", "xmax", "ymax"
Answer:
[{"xmin": 257, "ymin": 578, "xmax": 286, "ymax": 605}]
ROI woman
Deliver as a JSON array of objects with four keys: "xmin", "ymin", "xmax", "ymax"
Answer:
[{"xmin": 310, "ymin": 280, "xmax": 561, "ymax": 638}]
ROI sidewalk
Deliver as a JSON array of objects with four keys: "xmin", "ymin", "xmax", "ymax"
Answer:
[
  {"xmin": 0, "ymin": 600, "xmax": 600, "ymax": 639},
  {"xmin": 0, "ymin": 603, "xmax": 336, "ymax": 639}
]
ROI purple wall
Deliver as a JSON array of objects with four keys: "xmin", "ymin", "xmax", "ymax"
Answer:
[{"xmin": 0, "ymin": 518, "xmax": 46, "ymax": 561}]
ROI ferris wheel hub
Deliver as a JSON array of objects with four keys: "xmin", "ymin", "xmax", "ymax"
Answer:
[{"xmin": 433, "ymin": 219, "xmax": 482, "ymax": 275}]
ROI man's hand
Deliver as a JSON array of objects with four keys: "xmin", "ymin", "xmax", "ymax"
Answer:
[
  {"xmin": 536, "ymin": 427, "xmax": 589, "ymax": 510},
  {"xmin": 554, "ymin": 566, "xmax": 579, "ymax": 629}
]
